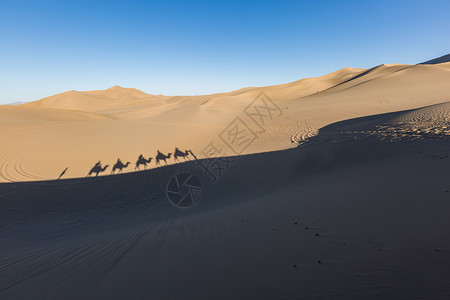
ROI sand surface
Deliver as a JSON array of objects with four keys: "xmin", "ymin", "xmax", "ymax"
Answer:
[{"xmin": 1, "ymin": 62, "xmax": 450, "ymax": 299}]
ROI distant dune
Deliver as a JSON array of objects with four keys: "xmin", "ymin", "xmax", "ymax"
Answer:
[
  {"xmin": 1, "ymin": 58, "xmax": 450, "ymax": 298},
  {"xmin": 4, "ymin": 101, "xmax": 27, "ymax": 105}
]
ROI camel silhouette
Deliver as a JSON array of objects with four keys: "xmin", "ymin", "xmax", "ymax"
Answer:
[
  {"xmin": 111, "ymin": 159, "xmax": 130, "ymax": 174},
  {"xmin": 135, "ymin": 154, "xmax": 153, "ymax": 170},
  {"xmin": 173, "ymin": 147, "xmax": 191, "ymax": 162},
  {"xmin": 87, "ymin": 162, "xmax": 109, "ymax": 177},
  {"xmin": 156, "ymin": 151, "xmax": 172, "ymax": 166}
]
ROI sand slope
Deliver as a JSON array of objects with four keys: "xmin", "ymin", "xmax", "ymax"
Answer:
[
  {"xmin": 1, "ymin": 61, "xmax": 450, "ymax": 298},
  {"xmin": 1, "ymin": 101, "xmax": 450, "ymax": 298},
  {"xmin": 1, "ymin": 62, "xmax": 449, "ymax": 182}
]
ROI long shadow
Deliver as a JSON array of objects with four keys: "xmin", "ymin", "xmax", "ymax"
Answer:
[
  {"xmin": 110, "ymin": 159, "xmax": 130, "ymax": 175},
  {"xmin": 0, "ymin": 108, "xmax": 448, "ymax": 246},
  {"xmin": 87, "ymin": 161, "xmax": 109, "ymax": 177},
  {"xmin": 155, "ymin": 150, "xmax": 172, "ymax": 166},
  {"xmin": 57, "ymin": 167, "xmax": 68, "ymax": 180},
  {"xmin": 135, "ymin": 154, "xmax": 152, "ymax": 171}
]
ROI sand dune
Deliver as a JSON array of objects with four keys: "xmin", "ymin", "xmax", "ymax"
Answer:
[
  {"xmin": 1, "ymin": 101, "xmax": 449, "ymax": 298},
  {"xmin": 23, "ymin": 85, "xmax": 166, "ymax": 112},
  {"xmin": 1, "ymin": 59, "xmax": 450, "ymax": 298},
  {"xmin": 1, "ymin": 62, "xmax": 449, "ymax": 182}
]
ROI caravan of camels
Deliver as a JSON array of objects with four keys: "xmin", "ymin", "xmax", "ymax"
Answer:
[{"xmin": 86, "ymin": 148, "xmax": 192, "ymax": 177}]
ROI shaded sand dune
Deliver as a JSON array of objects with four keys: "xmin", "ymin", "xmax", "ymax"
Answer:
[
  {"xmin": 1, "ymin": 103, "xmax": 450, "ymax": 298},
  {"xmin": 420, "ymin": 53, "xmax": 450, "ymax": 65}
]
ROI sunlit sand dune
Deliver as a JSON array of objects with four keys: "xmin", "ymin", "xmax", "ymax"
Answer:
[{"xmin": 1, "ymin": 62, "xmax": 449, "ymax": 182}]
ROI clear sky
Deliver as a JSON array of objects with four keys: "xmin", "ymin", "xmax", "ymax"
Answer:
[{"xmin": 1, "ymin": 0, "xmax": 449, "ymax": 104}]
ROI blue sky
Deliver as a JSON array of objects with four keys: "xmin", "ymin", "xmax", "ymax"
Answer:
[{"xmin": 0, "ymin": 0, "xmax": 449, "ymax": 104}]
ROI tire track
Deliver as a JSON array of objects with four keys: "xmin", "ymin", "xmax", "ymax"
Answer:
[
  {"xmin": 0, "ymin": 127, "xmax": 49, "ymax": 182},
  {"xmin": 290, "ymin": 119, "xmax": 318, "ymax": 144}
]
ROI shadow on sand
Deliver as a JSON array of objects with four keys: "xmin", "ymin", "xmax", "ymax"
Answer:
[
  {"xmin": 1, "ymin": 108, "xmax": 448, "ymax": 230},
  {"xmin": 1, "ymin": 110, "xmax": 450, "ymax": 298}
]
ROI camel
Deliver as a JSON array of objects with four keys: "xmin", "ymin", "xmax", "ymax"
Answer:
[
  {"xmin": 155, "ymin": 151, "xmax": 172, "ymax": 166},
  {"xmin": 111, "ymin": 159, "xmax": 130, "ymax": 174},
  {"xmin": 173, "ymin": 147, "xmax": 191, "ymax": 162},
  {"xmin": 135, "ymin": 154, "xmax": 153, "ymax": 170},
  {"xmin": 87, "ymin": 162, "xmax": 109, "ymax": 177}
]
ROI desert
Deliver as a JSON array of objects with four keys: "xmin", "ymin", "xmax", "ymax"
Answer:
[
  {"xmin": 2, "ymin": 1, "xmax": 450, "ymax": 298},
  {"xmin": 1, "ymin": 57, "xmax": 450, "ymax": 298}
]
